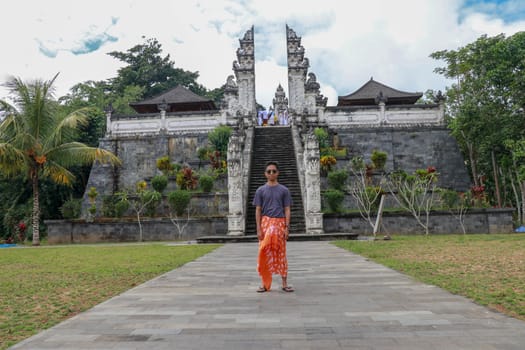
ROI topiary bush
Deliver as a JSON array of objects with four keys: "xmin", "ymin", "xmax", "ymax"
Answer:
[
  {"xmin": 199, "ymin": 175, "xmax": 214, "ymax": 192},
  {"xmin": 371, "ymin": 150, "xmax": 387, "ymax": 171},
  {"xmin": 323, "ymin": 189, "xmax": 345, "ymax": 212},
  {"xmin": 60, "ymin": 198, "xmax": 82, "ymax": 219},
  {"xmin": 327, "ymin": 169, "xmax": 348, "ymax": 191},
  {"xmin": 151, "ymin": 175, "xmax": 168, "ymax": 193},
  {"xmin": 167, "ymin": 190, "xmax": 192, "ymax": 216}
]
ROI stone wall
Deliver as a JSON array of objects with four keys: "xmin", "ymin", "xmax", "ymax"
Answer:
[
  {"xmin": 332, "ymin": 125, "xmax": 470, "ymax": 191},
  {"xmin": 46, "ymin": 208, "xmax": 514, "ymax": 244},
  {"xmin": 82, "ymin": 132, "xmax": 218, "ymax": 216},
  {"xmin": 323, "ymin": 208, "xmax": 514, "ymax": 235},
  {"xmin": 46, "ymin": 217, "xmax": 228, "ymax": 244}
]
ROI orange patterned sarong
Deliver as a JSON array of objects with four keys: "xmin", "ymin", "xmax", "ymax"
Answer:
[{"xmin": 257, "ymin": 216, "xmax": 288, "ymax": 290}]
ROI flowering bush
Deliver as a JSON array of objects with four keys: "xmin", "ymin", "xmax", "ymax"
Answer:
[
  {"xmin": 320, "ymin": 155, "xmax": 337, "ymax": 174},
  {"xmin": 176, "ymin": 167, "xmax": 198, "ymax": 190}
]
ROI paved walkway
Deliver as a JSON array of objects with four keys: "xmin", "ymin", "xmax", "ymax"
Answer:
[{"xmin": 11, "ymin": 242, "xmax": 525, "ymax": 350}]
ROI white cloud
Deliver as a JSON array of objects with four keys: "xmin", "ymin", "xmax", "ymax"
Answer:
[{"xmin": 1, "ymin": 0, "xmax": 525, "ymax": 107}]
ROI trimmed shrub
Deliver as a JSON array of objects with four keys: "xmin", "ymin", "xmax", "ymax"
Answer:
[
  {"xmin": 151, "ymin": 175, "xmax": 168, "ymax": 193},
  {"xmin": 60, "ymin": 198, "xmax": 82, "ymax": 219},
  {"xmin": 168, "ymin": 190, "xmax": 191, "ymax": 216},
  {"xmin": 323, "ymin": 189, "xmax": 345, "ymax": 212},
  {"xmin": 327, "ymin": 169, "xmax": 348, "ymax": 191},
  {"xmin": 199, "ymin": 175, "xmax": 214, "ymax": 192},
  {"xmin": 371, "ymin": 150, "xmax": 387, "ymax": 170}
]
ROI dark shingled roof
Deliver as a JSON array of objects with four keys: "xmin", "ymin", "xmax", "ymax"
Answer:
[
  {"xmin": 130, "ymin": 85, "xmax": 217, "ymax": 113},
  {"xmin": 338, "ymin": 78, "xmax": 422, "ymax": 106}
]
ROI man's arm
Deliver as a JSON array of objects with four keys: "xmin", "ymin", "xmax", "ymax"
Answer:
[
  {"xmin": 284, "ymin": 206, "xmax": 291, "ymax": 239},
  {"xmin": 256, "ymin": 206, "xmax": 262, "ymax": 240}
]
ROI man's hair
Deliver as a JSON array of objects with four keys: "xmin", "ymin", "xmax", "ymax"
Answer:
[{"xmin": 265, "ymin": 161, "xmax": 280, "ymax": 171}]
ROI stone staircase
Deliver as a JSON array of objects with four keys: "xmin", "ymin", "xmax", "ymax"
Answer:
[{"xmin": 245, "ymin": 126, "xmax": 306, "ymax": 234}]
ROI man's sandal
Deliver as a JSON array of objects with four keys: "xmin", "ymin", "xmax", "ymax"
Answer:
[
  {"xmin": 282, "ymin": 286, "xmax": 294, "ymax": 292},
  {"xmin": 257, "ymin": 287, "xmax": 267, "ymax": 293}
]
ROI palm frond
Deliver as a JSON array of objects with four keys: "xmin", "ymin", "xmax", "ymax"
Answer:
[
  {"xmin": 45, "ymin": 108, "xmax": 91, "ymax": 149},
  {"xmin": 0, "ymin": 142, "xmax": 28, "ymax": 176},
  {"xmin": 47, "ymin": 142, "xmax": 121, "ymax": 168},
  {"xmin": 42, "ymin": 160, "xmax": 75, "ymax": 186}
]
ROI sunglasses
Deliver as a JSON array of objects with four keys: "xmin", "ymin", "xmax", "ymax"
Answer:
[{"xmin": 265, "ymin": 169, "xmax": 278, "ymax": 174}]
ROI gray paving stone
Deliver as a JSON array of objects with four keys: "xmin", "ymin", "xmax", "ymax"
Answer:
[{"xmin": 8, "ymin": 241, "xmax": 525, "ymax": 349}]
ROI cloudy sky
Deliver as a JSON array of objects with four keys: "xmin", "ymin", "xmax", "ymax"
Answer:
[{"xmin": 1, "ymin": 0, "xmax": 525, "ymax": 107}]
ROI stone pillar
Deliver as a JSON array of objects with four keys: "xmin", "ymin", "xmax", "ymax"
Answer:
[
  {"xmin": 158, "ymin": 100, "xmax": 168, "ymax": 131},
  {"xmin": 375, "ymin": 91, "xmax": 387, "ymax": 125},
  {"xmin": 434, "ymin": 90, "xmax": 446, "ymax": 125},
  {"xmin": 233, "ymin": 27, "xmax": 256, "ymax": 117},
  {"xmin": 286, "ymin": 25, "xmax": 308, "ymax": 114},
  {"xmin": 304, "ymin": 130, "xmax": 324, "ymax": 234},
  {"xmin": 104, "ymin": 104, "xmax": 113, "ymax": 136},
  {"xmin": 227, "ymin": 131, "xmax": 244, "ymax": 235}
]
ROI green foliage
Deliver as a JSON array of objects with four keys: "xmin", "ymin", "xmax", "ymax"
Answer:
[
  {"xmin": 87, "ymin": 187, "xmax": 98, "ymax": 202},
  {"xmin": 156, "ymin": 156, "xmax": 174, "ymax": 176},
  {"xmin": 143, "ymin": 190, "xmax": 162, "ymax": 217},
  {"xmin": 327, "ymin": 169, "xmax": 348, "ymax": 191},
  {"xmin": 199, "ymin": 175, "xmax": 214, "ymax": 192},
  {"xmin": 151, "ymin": 175, "xmax": 168, "ymax": 193},
  {"xmin": 370, "ymin": 150, "xmax": 387, "ymax": 170},
  {"xmin": 208, "ymin": 125, "xmax": 232, "ymax": 155},
  {"xmin": 101, "ymin": 195, "xmax": 129, "ymax": 218},
  {"xmin": 60, "ymin": 198, "xmax": 82, "ymax": 219},
  {"xmin": 431, "ymin": 32, "xmax": 525, "ymax": 210},
  {"xmin": 167, "ymin": 190, "xmax": 192, "ymax": 216},
  {"xmin": 323, "ymin": 189, "xmax": 345, "ymax": 212},
  {"xmin": 108, "ymin": 38, "xmax": 208, "ymax": 98},
  {"xmin": 314, "ymin": 127, "xmax": 329, "ymax": 149},
  {"xmin": 0, "ymin": 75, "xmax": 120, "ymax": 244},
  {"xmin": 176, "ymin": 167, "xmax": 198, "ymax": 190}
]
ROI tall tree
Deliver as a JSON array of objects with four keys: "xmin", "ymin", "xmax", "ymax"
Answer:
[
  {"xmin": 431, "ymin": 32, "xmax": 525, "ymax": 210},
  {"xmin": 0, "ymin": 75, "xmax": 120, "ymax": 245},
  {"xmin": 108, "ymin": 37, "xmax": 208, "ymax": 99}
]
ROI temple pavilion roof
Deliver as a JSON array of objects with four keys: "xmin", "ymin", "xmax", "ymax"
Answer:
[
  {"xmin": 337, "ymin": 78, "xmax": 422, "ymax": 106},
  {"xmin": 130, "ymin": 85, "xmax": 217, "ymax": 113}
]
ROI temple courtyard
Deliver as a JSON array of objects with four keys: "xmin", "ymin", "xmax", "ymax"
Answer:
[{"xmin": 9, "ymin": 241, "xmax": 525, "ymax": 350}]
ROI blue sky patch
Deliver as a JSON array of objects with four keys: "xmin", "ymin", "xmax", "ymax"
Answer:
[
  {"xmin": 461, "ymin": 0, "xmax": 525, "ymax": 23},
  {"xmin": 71, "ymin": 33, "xmax": 118, "ymax": 55}
]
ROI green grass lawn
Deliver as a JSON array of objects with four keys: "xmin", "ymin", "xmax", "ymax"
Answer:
[
  {"xmin": 0, "ymin": 243, "xmax": 220, "ymax": 350},
  {"xmin": 334, "ymin": 234, "xmax": 525, "ymax": 321}
]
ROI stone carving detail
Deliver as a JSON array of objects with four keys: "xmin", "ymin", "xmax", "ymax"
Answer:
[
  {"xmin": 227, "ymin": 129, "xmax": 244, "ymax": 235},
  {"xmin": 272, "ymin": 84, "xmax": 289, "ymax": 114},
  {"xmin": 303, "ymin": 129, "xmax": 323, "ymax": 233}
]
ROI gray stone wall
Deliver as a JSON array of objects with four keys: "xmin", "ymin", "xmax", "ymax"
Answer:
[
  {"xmin": 46, "ymin": 217, "xmax": 228, "ymax": 244},
  {"xmin": 82, "ymin": 132, "xmax": 215, "ymax": 217},
  {"xmin": 46, "ymin": 208, "xmax": 514, "ymax": 244},
  {"xmin": 323, "ymin": 209, "xmax": 514, "ymax": 235},
  {"xmin": 334, "ymin": 125, "xmax": 470, "ymax": 191}
]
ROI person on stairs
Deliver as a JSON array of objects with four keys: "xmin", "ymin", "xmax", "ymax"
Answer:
[{"xmin": 253, "ymin": 161, "xmax": 294, "ymax": 293}]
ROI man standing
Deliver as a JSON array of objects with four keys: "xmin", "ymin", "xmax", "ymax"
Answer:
[{"xmin": 253, "ymin": 161, "xmax": 294, "ymax": 292}]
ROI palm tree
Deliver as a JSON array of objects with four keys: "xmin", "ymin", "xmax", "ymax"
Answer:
[{"xmin": 0, "ymin": 74, "xmax": 120, "ymax": 245}]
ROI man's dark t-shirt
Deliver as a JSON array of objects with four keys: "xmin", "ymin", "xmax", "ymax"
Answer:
[{"xmin": 253, "ymin": 184, "xmax": 292, "ymax": 218}]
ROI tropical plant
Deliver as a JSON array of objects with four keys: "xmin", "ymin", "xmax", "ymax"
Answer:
[
  {"xmin": 176, "ymin": 166, "xmax": 198, "ymax": 190},
  {"xmin": 116, "ymin": 182, "xmax": 161, "ymax": 241},
  {"xmin": 207, "ymin": 125, "xmax": 232, "ymax": 155},
  {"xmin": 199, "ymin": 174, "xmax": 214, "ymax": 192},
  {"xmin": 370, "ymin": 150, "xmax": 387, "ymax": 171},
  {"xmin": 327, "ymin": 169, "xmax": 348, "ymax": 191},
  {"xmin": 386, "ymin": 168, "xmax": 439, "ymax": 235},
  {"xmin": 151, "ymin": 175, "xmax": 168, "ymax": 193},
  {"xmin": 320, "ymin": 155, "xmax": 337, "ymax": 175},
  {"xmin": 156, "ymin": 156, "xmax": 174, "ymax": 176},
  {"xmin": 60, "ymin": 198, "xmax": 82, "ymax": 219},
  {"xmin": 167, "ymin": 189, "xmax": 192, "ymax": 239},
  {"xmin": 314, "ymin": 127, "xmax": 329, "ymax": 149},
  {"xmin": 323, "ymin": 189, "xmax": 345, "ymax": 212},
  {"xmin": 0, "ymin": 75, "xmax": 120, "ymax": 245}
]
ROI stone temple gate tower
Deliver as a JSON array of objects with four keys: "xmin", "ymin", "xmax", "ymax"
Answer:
[{"xmin": 233, "ymin": 26, "xmax": 256, "ymax": 117}]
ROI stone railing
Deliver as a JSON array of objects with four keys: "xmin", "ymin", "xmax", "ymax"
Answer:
[
  {"xmin": 108, "ymin": 111, "xmax": 226, "ymax": 136},
  {"xmin": 321, "ymin": 103, "xmax": 444, "ymax": 128}
]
